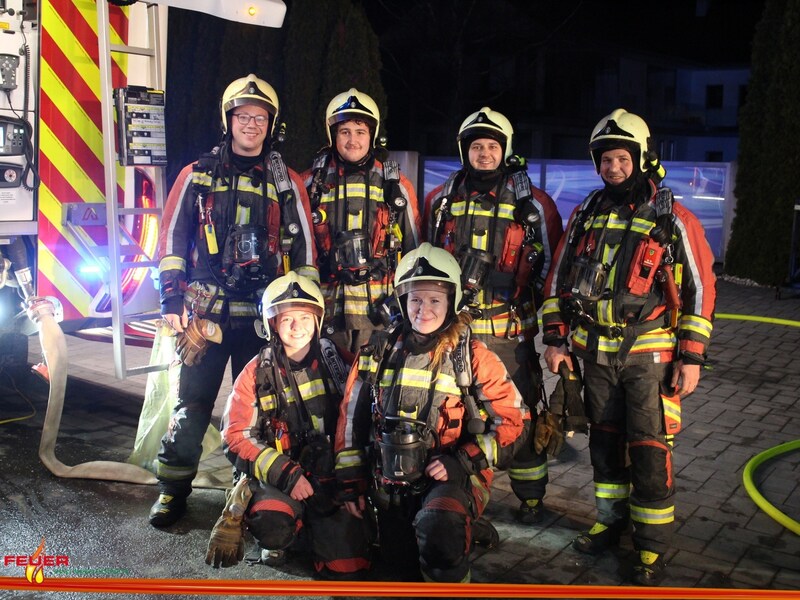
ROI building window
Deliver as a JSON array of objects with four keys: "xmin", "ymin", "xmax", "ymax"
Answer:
[{"xmin": 706, "ymin": 85, "xmax": 724, "ymax": 109}]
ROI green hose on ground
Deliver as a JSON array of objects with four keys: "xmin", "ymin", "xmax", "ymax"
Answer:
[{"xmin": 741, "ymin": 439, "xmax": 800, "ymax": 535}]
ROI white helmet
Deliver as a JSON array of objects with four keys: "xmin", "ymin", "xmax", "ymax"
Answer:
[
  {"xmin": 394, "ymin": 243, "xmax": 463, "ymax": 319},
  {"xmin": 456, "ymin": 107, "xmax": 514, "ymax": 165},
  {"xmin": 589, "ymin": 108, "xmax": 651, "ymax": 173},
  {"xmin": 325, "ymin": 88, "xmax": 381, "ymax": 147},
  {"xmin": 261, "ymin": 272, "xmax": 324, "ymax": 340},
  {"xmin": 220, "ymin": 74, "xmax": 280, "ymax": 135}
]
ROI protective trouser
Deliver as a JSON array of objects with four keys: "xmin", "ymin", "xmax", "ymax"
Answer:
[
  {"xmin": 412, "ymin": 480, "xmax": 481, "ymax": 583},
  {"xmin": 583, "ymin": 360, "xmax": 675, "ymax": 555},
  {"xmin": 481, "ymin": 335, "xmax": 548, "ymax": 502},
  {"xmin": 246, "ymin": 481, "xmax": 371, "ymax": 578},
  {"xmin": 156, "ymin": 321, "xmax": 263, "ymax": 496}
]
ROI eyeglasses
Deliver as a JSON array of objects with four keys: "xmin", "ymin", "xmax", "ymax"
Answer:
[{"xmin": 232, "ymin": 113, "xmax": 269, "ymax": 127}]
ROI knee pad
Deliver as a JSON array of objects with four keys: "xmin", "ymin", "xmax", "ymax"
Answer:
[{"xmin": 247, "ymin": 507, "xmax": 299, "ymax": 550}]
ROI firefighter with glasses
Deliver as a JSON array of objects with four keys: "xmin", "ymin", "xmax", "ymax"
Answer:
[
  {"xmin": 423, "ymin": 107, "xmax": 563, "ymax": 525},
  {"xmin": 150, "ymin": 74, "xmax": 317, "ymax": 527},
  {"xmin": 303, "ymin": 88, "xmax": 421, "ymax": 355},
  {"xmin": 334, "ymin": 243, "xmax": 528, "ymax": 582},
  {"xmin": 205, "ymin": 272, "xmax": 370, "ymax": 579},
  {"xmin": 542, "ymin": 108, "xmax": 716, "ymax": 585}
]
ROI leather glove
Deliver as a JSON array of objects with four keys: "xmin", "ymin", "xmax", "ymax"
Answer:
[
  {"xmin": 205, "ymin": 476, "xmax": 253, "ymax": 568},
  {"xmin": 533, "ymin": 409, "xmax": 565, "ymax": 457},
  {"xmin": 176, "ymin": 316, "xmax": 222, "ymax": 367},
  {"xmin": 559, "ymin": 362, "xmax": 588, "ymax": 434}
]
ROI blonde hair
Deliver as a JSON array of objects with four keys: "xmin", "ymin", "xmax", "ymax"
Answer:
[{"xmin": 430, "ymin": 311, "xmax": 473, "ymax": 379}]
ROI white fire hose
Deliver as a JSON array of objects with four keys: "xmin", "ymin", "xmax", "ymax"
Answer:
[{"xmin": 28, "ymin": 296, "xmax": 157, "ymax": 485}]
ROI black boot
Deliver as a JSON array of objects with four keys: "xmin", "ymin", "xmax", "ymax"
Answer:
[
  {"xmin": 515, "ymin": 499, "xmax": 543, "ymax": 524},
  {"xmin": 148, "ymin": 493, "xmax": 187, "ymax": 527},
  {"xmin": 631, "ymin": 550, "xmax": 666, "ymax": 586},
  {"xmin": 471, "ymin": 517, "xmax": 500, "ymax": 549},
  {"xmin": 572, "ymin": 522, "xmax": 623, "ymax": 555}
]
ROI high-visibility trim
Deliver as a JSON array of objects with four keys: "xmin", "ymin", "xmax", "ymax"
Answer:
[
  {"xmin": 37, "ymin": 233, "xmax": 93, "ymax": 313},
  {"xmin": 630, "ymin": 504, "xmax": 674, "ymax": 525},
  {"xmin": 508, "ymin": 462, "xmax": 547, "ymax": 482},
  {"xmin": 334, "ymin": 449, "xmax": 364, "ymax": 470},
  {"xmin": 254, "ymin": 447, "xmax": 283, "ymax": 482},
  {"xmin": 662, "ymin": 397, "xmax": 681, "ymax": 424},
  {"xmin": 594, "ymin": 481, "xmax": 630, "ymax": 499}
]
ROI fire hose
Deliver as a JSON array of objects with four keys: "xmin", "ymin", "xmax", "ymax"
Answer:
[{"xmin": 28, "ymin": 296, "xmax": 157, "ymax": 485}]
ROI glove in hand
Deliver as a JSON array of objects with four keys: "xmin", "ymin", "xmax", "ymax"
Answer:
[
  {"xmin": 205, "ymin": 477, "xmax": 253, "ymax": 568},
  {"xmin": 533, "ymin": 409, "xmax": 565, "ymax": 457},
  {"xmin": 176, "ymin": 316, "xmax": 222, "ymax": 367}
]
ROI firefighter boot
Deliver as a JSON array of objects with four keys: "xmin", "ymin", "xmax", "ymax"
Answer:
[
  {"xmin": 516, "ymin": 499, "xmax": 543, "ymax": 524},
  {"xmin": 572, "ymin": 522, "xmax": 623, "ymax": 555},
  {"xmin": 149, "ymin": 493, "xmax": 187, "ymax": 528},
  {"xmin": 471, "ymin": 517, "xmax": 500, "ymax": 549},
  {"xmin": 631, "ymin": 550, "xmax": 666, "ymax": 586}
]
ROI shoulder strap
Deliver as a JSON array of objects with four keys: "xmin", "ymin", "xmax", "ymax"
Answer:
[
  {"xmin": 510, "ymin": 170, "xmax": 533, "ymax": 205},
  {"xmin": 318, "ymin": 337, "xmax": 348, "ymax": 396},
  {"xmin": 307, "ymin": 149, "xmax": 331, "ymax": 209},
  {"xmin": 268, "ymin": 150, "xmax": 292, "ymax": 195},
  {"xmin": 449, "ymin": 328, "xmax": 485, "ymax": 434},
  {"xmin": 360, "ymin": 324, "xmax": 402, "ymax": 386}
]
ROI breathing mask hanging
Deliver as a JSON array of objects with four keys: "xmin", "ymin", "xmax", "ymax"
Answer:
[
  {"xmin": 457, "ymin": 247, "xmax": 494, "ymax": 306},
  {"xmin": 377, "ymin": 415, "xmax": 433, "ymax": 486},
  {"xmin": 332, "ymin": 229, "xmax": 372, "ymax": 285},
  {"xmin": 565, "ymin": 255, "xmax": 608, "ymax": 302},
  {"xmin": 222, "ymin": 224, "xmax": 270, "ymax": 290}
]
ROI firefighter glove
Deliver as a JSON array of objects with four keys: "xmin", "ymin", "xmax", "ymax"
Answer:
[
  {"xmin": 176, "ymin": 316, "xmax": 223, "ymax": 367},
  {"xmin": 205, "ymin": 476, "xmax": 253, "ymax": 568},
  {"xmin": 533, "ymin": 408, "xmax": 565, "ymax": 457},
  {"xmin": 559, "ymin": 361, "xmax": 588, "ymax": 434}
]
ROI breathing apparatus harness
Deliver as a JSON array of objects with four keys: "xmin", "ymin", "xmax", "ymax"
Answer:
[
  {"xmin": 192, "ymin": 135, "xmax": 299, "ymax": 296},
  {"xmin": 308, "ymin": 149, "xmax": 406, "ymax": 328},
  {"xmin": 254, "ymin": 338, "xmax": 347, "ymax": 458},
  {"xmin": 360, "ymin": 323, "xmax": 487, "ymax": 497},
  {"xmin": 431, "ymin": 167, "xmax": 545, "ymax": 334},
  {"xmin": 558, "ymin": 164, "xmax": 680, "ymax": 363}
]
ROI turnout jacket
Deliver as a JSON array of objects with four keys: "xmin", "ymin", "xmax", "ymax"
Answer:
[
  {"xmin": 221, "ymin": 342, "xmax": 349, "ymax": 494},
  {"xmin": 302, "ymin": 155, "xmax": 421, "ymax": 332},
  {"xmin": 334, "ymin": 327, "xmax": 528, "ymax": 497},
  {"xmin": 158, "ymin": 148, "xmax": 318, "ymax": 323},
  {"xmin": 424, "ymin": 172, "xmax": 562, "ymax": 341},
  {"xmin": 541, "ymin": 180, "xmax": 716, "ymax": 366}
]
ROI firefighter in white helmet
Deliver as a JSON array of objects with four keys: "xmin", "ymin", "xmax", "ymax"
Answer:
[
  {"xmin": 206, "ymin": 271, "xmax": 370, "ymax": 578},
  {"xmin": 542, "ymin": 108, "xmax": 716, "ymax": 585},
  {"xmin": 150, "ymin": 75, "xmax": 318, "ymax": 528},
  {"xmin": 423, "ymin": 107, "xmax": 564, "ymax": 525},
  {"xmin": 334, "ymin": 243, "xmax": 528, "ymax": 582},
  {"xmin": 302, "ymin": 88, "xmax": 421, "ymax": 355}
]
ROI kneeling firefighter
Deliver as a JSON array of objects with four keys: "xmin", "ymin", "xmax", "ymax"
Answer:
[
  {"xmin": 149, "ymin": 74, "xmax": 318, "ymax": 527},
  {"xmin": 334, "ymin": 243, "xmax": 528, "ymax": 582},
  {"xmin": 209, "ymin": 272, "xmax": 371, "ymax": 579}
]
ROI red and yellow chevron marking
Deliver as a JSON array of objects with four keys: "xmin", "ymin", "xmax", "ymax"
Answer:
[{"xmin": 37, "ymin": 0, "xmax": 137, "ymax": 324}]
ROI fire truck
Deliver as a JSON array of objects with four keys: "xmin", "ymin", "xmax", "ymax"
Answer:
[{"xmin": 0, "ymin": 0, "xmax": 285, "ymax": 378}]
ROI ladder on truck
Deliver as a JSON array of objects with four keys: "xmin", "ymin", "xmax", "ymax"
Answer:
[{"xmin": 96, "ymin": 1, "xmax": 168, "ymax": 379}]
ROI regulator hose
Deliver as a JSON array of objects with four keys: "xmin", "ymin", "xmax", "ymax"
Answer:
[{"xmin": 741, "ymin": 439, "xmax": 800, "ymax": 535}]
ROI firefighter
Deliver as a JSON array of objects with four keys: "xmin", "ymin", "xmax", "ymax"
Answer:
[
  {"xmin": 541, "ymin": 109, "xmax": 716, "ymax": 585},
  {"xmin": 423, "ymin": 107, "xmax": 563, "ymax": 524},
  {"xmin": 303, "ymin": 88, "xmax": 421, "ymax": 355},
  {"xmin": 149, "ymin": 74, "xmax": 318, "ymax": 527},
  {"xmin": 334, "ymin": 243, "xmax": 528, "ymax": 582},
  {"xmin": 207, "ymin": 272, "xmax": 370, "ymax": 579}
]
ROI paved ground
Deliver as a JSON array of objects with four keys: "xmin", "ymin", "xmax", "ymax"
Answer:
[{"xmin": 0, "ymin": 276, "xmax": 799, "ymax": 600}]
